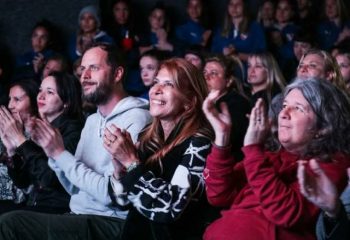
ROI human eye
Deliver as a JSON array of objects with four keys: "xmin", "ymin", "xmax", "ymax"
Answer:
[
  {"xmin": 340, "ymin": 63, "xmax": 350, "ymax": 68},
  {"xmin": 90, "ymin": 65, "xmax": 100, "ymax": 71},
  {"xmin": 295, "ymin": 105, "xmax": 305, "ymax": 113},
  {"xmin": 147, "ymin": 65, "xmax": 156, "ymax": 71},
  {"xmin": 211, "ymin": 71, "xmax": 219, "ymax": 76},
  {"xmin": 164, "ymin": 81, "xmax": 174, "ymax": 87},
  {"xmin": 150, "ymin": 79, "xmax": 159, "ymax": 87},
  {"xmin": 308, "ymin": 63, "xmax": 318, "ymax": 69}
]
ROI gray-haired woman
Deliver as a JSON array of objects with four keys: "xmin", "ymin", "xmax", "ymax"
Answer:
[{"xmin": 203, "ymin": 78, "xmax": 350, "ymax": 240}]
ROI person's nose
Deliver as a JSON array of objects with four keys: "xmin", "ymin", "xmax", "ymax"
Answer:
[
  {"xmin": 37, "ymin": 91, "xmax": 45, "ymax": 100},
  {"xmin": 279, "ymin": 106, "xmax": 291, "ymax": 120},
  {"xmin": 8, "ymin": 99, "xmax": 14, "ymax": 110},
  {"xmin": 82, "ymin": 68, "xmax": 91, "ymax": 80},
  {"xmin": 150, "ymin": 82, "xmax": 163, "ymax": 95}
]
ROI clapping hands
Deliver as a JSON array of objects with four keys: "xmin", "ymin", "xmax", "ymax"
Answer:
[
  {"xmin": 243, "ymin": 99, "xmax": 269, "ymax": 146},
  {"xmin": 297, "ymin": 159, "xmax": 342, "ymax": 218},
  {"xmin": 0, "ymin": 106, "xmax": 26, "ymax": 156},
  {"xmin": 103, "ymin": 124, "xmax": 139, "ymax": 177},
  {"xmin": 28, "ymin": 116, "xmax": 65, "ymax": 158},
  {"xmin": 202, "ymin": 90, "xmax": 232, "ymax": 147}
]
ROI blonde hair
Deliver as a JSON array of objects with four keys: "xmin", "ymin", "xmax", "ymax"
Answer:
[
  {"xmin": 139, "ymin": 58, "xmax": 213, "ymax": 168},
  {"xmin": 248, "ymin": 52, "xmax": 286, "ymax": 104},
  {"xmin": 299, "ymin": 49, "xmax": 347, "ymax": 91}
]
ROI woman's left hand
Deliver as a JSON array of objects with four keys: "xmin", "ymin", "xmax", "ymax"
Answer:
[
  {"xmin": 244, "ymin": 98, "xmax": 269, "ymax": 146},
  {"xmin": 0, "ymin": 106, "xmax": 26, "ymax": 147},
  {"xmin": 103, "ymin": 124, "xmax": 139, "ymax": 168}
]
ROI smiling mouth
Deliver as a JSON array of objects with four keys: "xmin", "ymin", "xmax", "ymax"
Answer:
[{"xmin": 151, "ymin": 99, "xmax": 166, "ymax": 105}]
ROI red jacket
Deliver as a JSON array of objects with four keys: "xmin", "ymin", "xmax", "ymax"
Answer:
[{"xmin": 203, "ymin": 144, "xmax": 350, "ymax": 240}]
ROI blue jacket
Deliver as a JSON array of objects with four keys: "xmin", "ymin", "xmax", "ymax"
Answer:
[{"xmin": 211, "ymin": 21, "xmax": 266, "ymax": 54}]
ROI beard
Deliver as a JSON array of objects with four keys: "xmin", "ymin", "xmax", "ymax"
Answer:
[{"xmin": 83, "ymin": 78, "xmax": 114, "ymax": 105}]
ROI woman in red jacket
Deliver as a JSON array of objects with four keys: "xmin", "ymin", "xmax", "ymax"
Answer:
[{"xmin": 202, "ymin": 78, "xmax": 350, "ymax": 240}]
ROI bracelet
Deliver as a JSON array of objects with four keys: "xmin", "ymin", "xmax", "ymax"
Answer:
[{"xmin": 126, "ymin": 162, "xmax": 139, "ymax": 172}]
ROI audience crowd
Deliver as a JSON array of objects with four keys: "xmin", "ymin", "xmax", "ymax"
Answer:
[{"xmin": 0, "ymin": 0, "xmax": 350, "ymax": 239}]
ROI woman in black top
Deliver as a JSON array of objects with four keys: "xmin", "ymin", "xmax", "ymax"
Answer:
[
  {"xmin": 0, "ymin": 72, "xmax": 84, "ymax": 214},
  {"xmin": 106, "ymin": 58, "xmax": 214, "ymax": 239}
]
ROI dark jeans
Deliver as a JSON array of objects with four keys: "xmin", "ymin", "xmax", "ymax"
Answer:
[{"xmin": 0, "ymin": 210, "xmax": 125, "ymax": 240}]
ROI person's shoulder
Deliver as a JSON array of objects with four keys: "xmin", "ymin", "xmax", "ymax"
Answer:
[
  {"xmin": 119, "ymin": 96, "xmax": 150, "ymax": 112},
  {"xmin": 85, "ymin": 112, "xmax": 99, "ymax": 124},
  {"xmin": 188, "ymin": 133, "xmax": 212, "ymax": 146}
]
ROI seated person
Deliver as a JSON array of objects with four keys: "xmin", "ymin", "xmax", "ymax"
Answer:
[
  {"xmin": 68, "ymin": 5, "xmax": 113, "ymax": 62},
  {"xmin": 0, "ymin": 80, "xmax": 39, "ymax": 212},
  {"xmin": 0, "ymin": 43, "xmax": 152, "ymax": 239},
  {"xmin": 41, "ymin": 54, "xmax": 69, "ymax": 80},
  {"xmin": 246, "ymin": 52, "xmax": 286, "ymax": 106},
  {"xmin": 138, "ymin": 2, "xmax": 174, "ymax": 55},
  {"xmin": 15, "ymin": 20, "xmax": 56, "ymax": 81},
  {"xmin": 334, "ymin": 46, "xmax": 350, "ymax": 90},
  {"xmin": 107, "ymin": 58, "xmax": 214, "ymax": 239},
  {"xmin": 0, "ymin": 73, "xmax": 84, "ymax": 214},
  {"xmin": 203, "ymin": 54, "xmax": 251, "ymax": 160},
  {"xmin": 183, "ymin": 44, "xmax": 206, "ymax": 70},
  {"xmin": 297, "ymin": 49, "xmax": 347, "ymax": 91},
  {"xmin": 202, "ymin": 78, "xmax": 350, "ymax": 239},
  {"xmin": 137, "ymin": 49, "xmax": 167, "ymax": 100},
  {"xmin": 211, "ymin": 0, "xmax": 266, "ymax": 62},
  {"xmin": 175, "ymin": 0, "xmax": 212, "ymax": 49}
]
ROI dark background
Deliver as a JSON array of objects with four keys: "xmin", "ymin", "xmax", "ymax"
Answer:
[{"xmin": 0, "ymin": 0, "xmax": 263, "ymax": 56}]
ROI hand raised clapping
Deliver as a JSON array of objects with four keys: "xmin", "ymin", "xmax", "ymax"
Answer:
[
  {"xmin": 297, "ymin": 159, "xmax": 342, "ymax": 218},
  {"xmin": 202, "ymin": 90, "xmax": 232, "ymax": 147},
  {"xmin": 28, "ymin": 117, "xmax": 65, "ymax": 158},
  {"xmin": 0, "ymin": 106, "xmax": 26, "ymax": 155},
  {"xmin": 243, "ymin": 98, "xmax": 269, "ymax": 146},
  {"xmin": 103, "ymin": 124, "xmax": 139, "ymax": 172}
]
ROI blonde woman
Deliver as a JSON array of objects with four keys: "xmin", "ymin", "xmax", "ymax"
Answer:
[
  {"xmin": 247, "ymin": 52, "xmax": 286, "ymax": 106},
  {"xmin": 297, "ymin": 48, "xmax": 347, "ymax": 91}
]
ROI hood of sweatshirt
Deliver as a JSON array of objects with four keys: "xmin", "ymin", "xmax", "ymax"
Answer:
[{"xmin": 102, "ymin": 96, "xmax": 149, "ymax": 121}]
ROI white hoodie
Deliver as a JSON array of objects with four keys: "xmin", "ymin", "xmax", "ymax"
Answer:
[{"xmin": 48, "ymin": 96, "xmax": 152, "ymax": 218}]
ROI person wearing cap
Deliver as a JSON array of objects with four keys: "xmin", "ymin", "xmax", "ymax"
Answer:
[{"xmin": 68, "ymin": 5, "xmax": 113, "ymax": 62}]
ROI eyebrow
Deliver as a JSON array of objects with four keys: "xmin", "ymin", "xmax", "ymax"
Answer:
[{"xmin": 42, "ymin": 87, "xmax": 57, "ymax": 92}]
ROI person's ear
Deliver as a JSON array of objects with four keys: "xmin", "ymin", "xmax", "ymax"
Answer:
[{"xmin": 114, "ymin": 66, "xmax": 124, "ymax": 83}]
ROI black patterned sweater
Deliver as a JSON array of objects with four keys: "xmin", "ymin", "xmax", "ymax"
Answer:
[{"xmin": 109, "ymin": 135, "xmax": 214, "ymax": 240}]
